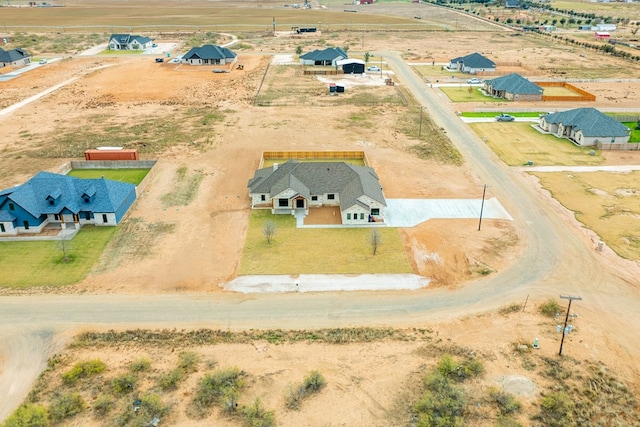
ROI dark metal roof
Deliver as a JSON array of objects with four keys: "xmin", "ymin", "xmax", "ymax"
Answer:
[
  {"xmin": 486, "ymin": 73, "xmax": 543, "ymax": 95},
  {"xmin": 449, "ymin": 52, "xmax": 495, "ymax": 69},
  {"xmin": 182, "ymin": 45, "xmax": 237, "ymax": 60},
  {"xmin": 300, "ymin": 47, "xmax": 348, "ymax": 61},
  {"xmin": 0, "ymin": 47, "xmax": 29, "ymax": 63}
]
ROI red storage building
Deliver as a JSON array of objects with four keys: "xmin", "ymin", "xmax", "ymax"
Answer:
[{"xmin": 84, "ymin": 149, "xmax": 139, "ymax": 161}]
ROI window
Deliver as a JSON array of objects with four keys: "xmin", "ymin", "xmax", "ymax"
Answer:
[
  {"xmin": 0, "ymin": 224, "xmax": 5, "ymax": 233},
  {"xmin": 49, "ymin": 200, "xmax": 54, "ymax": 206},
  {"xmin": 8, "ymin": 203, "xmax": 14, "ymax": 211},
  {"xmin": 85, "ymin": 212, "xmax": 91, "ymax": 220},
  {"xmin": 54, "ymin": 214, "xmax": 59, "ymax": 220},
  {"xmin": 23, "ymin": 220, "xmax": 29, "ymax": 230},
  {"xmin": 311, "ymin": 196, "xmax": 318, "ymax": 201},
  {"xmin": 360, "ymin": 213, "xmax": 364, "ymax": 220},
  {"xmin": 84, "ymin": 197, "xmax": 90, "ymax": 203},
  {"xmin": 278, "ymin": 199, "xmax": 288, "ymax": 207},
  {"xmin": 102, "ymin": 214, "xmax": 108, "ymax": 223},
  {"xmin": 347, "ymin": 213, "xmax": 351, "ymax": 220},
  {"xmin": 327, "ymin": 194, "xmax": 335, "ymax": 200},
  {"xmin": 371, "ymin": 208, "xmax": 380, "ymax": 216},
  {"xmin": 260, "ymin": 195, "xmax": 266, "ymax": 201}
]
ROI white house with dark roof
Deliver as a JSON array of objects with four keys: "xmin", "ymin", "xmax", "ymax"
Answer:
[
  {"xmin": 109, "ymin": 34, "xmax": 153, "ymax": 50},
  {"xmin": 484, "ymin": 73, "xmax": 543, "ymax": 101},
  {"xmin": 182, "ymin": 45, "xmax": 237, "ymax": 65},
  {"xmin": 448, "ymin": 52, "xmax": 496, "ymax": 74},
  {"xmin": 299, "ymin": 47, "xmax": 347, "ymax": 66},
  {"xmin": 539, "ymin": 108, "xmax": 630, "ymax": 146},
  {"xmin": 0, "ymin": 47, "xmax": 30, "ymax": 68},
  {"xmin": 0, "ymin": 172, "xmax": 136, "ymax": 236},
  {"xmin": 247, "ymin": 161, "xmax": 386, "ymax": 224}
]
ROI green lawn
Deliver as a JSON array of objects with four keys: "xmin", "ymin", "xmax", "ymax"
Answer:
[
  {"xmin": 239, "ymin": 210, "xmax": 412, "ymax": 275},
  {"xmin": 468, "ymin": 122, "xmax": 605, "ymax": 166},
  {"xmin": 67, "ymin": 168, "xmax": 150, "ymax": 184},
  {"xmin": 0, "ymin": 226, "xmax": 117, "ymax": 288},
  {"xmin": 622, "ymin": 123, "xmax": 640, "ymax": 143},
  {"xmin": 461, "ymin": 112, "xmax": 542, "ymax": 118},
  {"xmin": 440, "ymin": 87, "xmax": 504, "ymax": 103}
]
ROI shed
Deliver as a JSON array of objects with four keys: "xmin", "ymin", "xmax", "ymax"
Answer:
[
  {"xmin": 594, "ymin": 32, "xmax": 610, "ymax": 40},
  {"xmin": 337, "ymin": 58, "xmax": 365, "ymax": 74}
]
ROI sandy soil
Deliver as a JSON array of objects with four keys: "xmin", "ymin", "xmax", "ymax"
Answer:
[{"xmin": 2, "ymin": 20, "xmax": 640, "ymax": 424}]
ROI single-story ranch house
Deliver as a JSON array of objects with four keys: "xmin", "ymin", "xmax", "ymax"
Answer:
[
  {"xmin": 299, "ymin": 47, "xmax": 347, "ymax": 66},
  {"xmin": 109, "ymin": 34, "xmax": 152, "ymax": 50},
  {"xmin": 447, "ymin": 52, "xmax": 495, "ymax": 74},
  {"xmin": 247, "ymin": 161, "xmax": 386, "ymax": 224},
  {"xmin": 484, "ymin": 73, "xmax": 543, "ymax": 101},
  {"xmin": 0, "ymin": 47, "xmax": 30, "ymax": 68},
  {"xmin": 0, "ymin": 172, "xmax": 136, "ymax": 236},
  {"xmin": 182, "ymin": 45, "xmax": 237, "ymax": 65},
  {"xmin": 539, "ymin": 108, "xmax": 630, "ymax": 146}
]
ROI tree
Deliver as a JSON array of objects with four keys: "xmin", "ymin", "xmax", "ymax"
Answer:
[
  {"xmin": 295, "ymin": 45, "xmax": 303, "ymax": 56},
  {"xmin": 57, "ymin": 234, "xmax": 73, "ymax": 263},
  {"xmin": 369, "ymin": 229, "xmax": 381, "ymax": 255},
  {"xmin": 263, "ymin": 220, "xmax": 276, "ymax": 244},
  {"xmin": 364, "ymin": 51, "xmax": 370, "ymax": 63}
]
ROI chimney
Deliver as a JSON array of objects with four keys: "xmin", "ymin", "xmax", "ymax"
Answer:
[{"xmin": 273, "ymin": 163, "xmax": 279, "ymax": 171}]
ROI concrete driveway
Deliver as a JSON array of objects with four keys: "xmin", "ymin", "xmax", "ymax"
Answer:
[{"xmin": 385, "ymin": 198, "xmax": 512, "ymax": 227}]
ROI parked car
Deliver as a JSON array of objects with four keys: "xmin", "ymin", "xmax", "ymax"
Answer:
[
  {"xmin": 467, "ymin": 78, "xmax": 482, "ymax": 84},
  {"xmin": 367, "ymin": 66, "xmax": 381, "ymax": 72},
  {"xmin": 170, "ymin": 58, "xmax": 181, "ymax": 63},
  {"xmin": 38, "ymin": 59, "xmax": 47, "ymax": 64},
  {"xmin": 152, "ymin": 43, "xmax": 158, "ymax": 48},
  {"xmin": 495, "ymin": 113, "xmax": 515, "ymax": 122},
  {"xmin": 155, "ymin": 58, "xmax": 164, "ymax": 63}
]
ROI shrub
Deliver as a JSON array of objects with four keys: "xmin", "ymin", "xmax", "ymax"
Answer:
[
  {"xmin": 93, "ymin": 395, "xmax": 115, "ymax": 416},
  {"xmin": 241, "ymin": 399, "xmax": 276, "ymax": 427},
  {"xmin": 111, "ymin": 373, "xmax": 138, "ymax": 394},
  {"xmin": 113, "ymin": 392, "xmax": 170, "ymax": 427},
  {"xmin": 285, "ymin": 371, "xmax": 327, "ymax": 410},
  {"xmin": 488, "ymin": 387, "xmax": 522, "ymax": 415},
  {"xmin": 303, "ymin": 371, "xmax": 326, "ymax": 392},
  {"xmin": 2, "ymin": 404, "xmax": 48, "ymax": 427},
  {"xmin": 540, "ymin": 299, "xmax": 561, "ymax": 318},
  {"xmin": 61, "ymin": 359, "xmax": 106, "ymax": 385},
  {"xmin": 158, "ymin": 368, "xmax": 185, "ymax": 391},
  {"xmin": 499, "ymin": 303, "xmax": 522, "ymax": 315},
  {"xmin": 49, "ymin": 392, "xmax": 86, "ymax": 421},
  {"xmin": 436, "ymin": 354, "xmax": 484, "ymax": 382},
  {"xmin": 130, "ymin": 358, "xmax": 151, "ymax": 373},
  {"xmin": 414, "ymin": 371, "xmax": 465, "ymax": 427},
  {"xmin": 178, "ymin": 351, "xmax": 199, "ymax": 373},
  {"xmin": 192, "ymin": 367, "xmax": 245, "ymax": 417},
  {"xmin": 535, "ymin": 392, "xmax": 574, "ymax": 427}
]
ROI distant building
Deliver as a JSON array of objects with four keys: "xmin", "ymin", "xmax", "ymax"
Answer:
[
  {"xmin": 108, "ymin": 34, "xmax": 152, "ymax": 51},
  {"xmin": 539, "ymin": 108, "xmax": 631, "ymax": 147},
  {"xmin": 594, "ymin": 32, "xmax": 611, "ymax": 40},
  {"xmin": 0, "ymin": 47, "xmax": 30, "ymax": 68},
  {"xmin": 447, "ymin": 52, "xmax": 496, "ymax": 74},
  {"xmin": 484, "ymin": 73, "xmax": 543, "ymax": 101},
  {"xmin": 592, "ymin": 23, "xmax": 616, "ymax": 32},
  {"xmin": 181, "ymin": 45, "xmax": 237, "ymax": 65},
  {"xmin": 300, "ymin": 47, "xmax": 347, "ymax": 66}
]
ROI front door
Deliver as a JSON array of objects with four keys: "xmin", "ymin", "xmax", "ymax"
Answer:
[{"xmin": 296, "ymin": 199, "xmax": 304, "ymax": 208}]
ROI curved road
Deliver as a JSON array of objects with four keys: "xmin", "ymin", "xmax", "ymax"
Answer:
[{"xmin": 1, "ymin": 52, "xmax": 640, "ymax": 419}]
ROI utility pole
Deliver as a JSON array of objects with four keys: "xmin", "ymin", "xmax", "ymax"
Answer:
[
  {"xmin": 478, "ymin": 184, "xmax": 488, "ymax": 231},
  {"xmin": 272, "ymin": 17, "xmax": 276, "ymax": 35},
  {"xmin": 558, "ymin": 294, "xmax": 582, "ymax": 356}
]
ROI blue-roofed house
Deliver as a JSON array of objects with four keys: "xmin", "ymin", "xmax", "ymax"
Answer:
[
  {"xmin": 181, "ymin": 45, "xmax": 237, "ymax": 65},
  {"xmin": 447, "ymin": 52, "xmax": 496, "ymax": 74},
  {"xmin": 299, "ymin": 47, "xmax": 347, "ymax": 66},
  {"xmin": 247, "ymin": 161, "xmax": 386, "ymax": 224},
  {"xmin": 484, "ymin": 73, "xmax": 544, "ymax": 101},
  {"xmin": 539, "ymin": 108, "xmax": 631, "ymax": 146},
  {"xmin": 0, "ymin": 172, "xmax": 136, "ymax": 236},
  {"xmin": 108, "ymin": 34, "xmax": 153, "ymax": 50},
  {"xmin": 0, "ymin": 47, "xmax": 31, "ymax": 68}
]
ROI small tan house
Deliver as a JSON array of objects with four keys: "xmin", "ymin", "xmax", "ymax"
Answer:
[
  {"xmin": 539, "ymin": 108, "xmax": 630, "ymax": 146},
  {"xmin": 247, "ymin": 160, "xmax": 386, "ymax": 224}
]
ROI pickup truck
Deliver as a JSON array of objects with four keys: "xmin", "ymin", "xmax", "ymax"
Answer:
[{"xmin": 495, "ymin": 113, "xmax": 515, "ymax": 122}]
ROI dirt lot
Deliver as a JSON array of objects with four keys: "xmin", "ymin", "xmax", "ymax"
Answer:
[{"xmin": 2, "ymin": 10, "xmax": 640, "ymax": 423}]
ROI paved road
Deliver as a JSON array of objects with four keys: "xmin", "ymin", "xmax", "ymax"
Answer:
[{"xmin": 2, "ymin": 52, "xmax": 640, "ymax": 420}]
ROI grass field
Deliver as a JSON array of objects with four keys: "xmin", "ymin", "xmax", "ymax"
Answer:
[
  {"xmin": 622, "ymin": 123, "xmax": 640, "ymax": 143},
  {"xmin": 469, "ymin": 122, "xmax": 605, "ymax": 166},
  {"xmin": 532, "ymin": 171, "xmax": 640, "ymax": 261},
  {"xmin": 0, "ymin": 226, "xmax": 116, "ymax": 288},
  {"xmin": 239, "ymin": 210, "xmax": 412, "ymax": 275},
  {"xmin": 461, "ymin": 112, "xmax": 542, "ymax": 118},
  {"xmin": 67, "ymin": 168, "xmax": 150, "ymax": 184},
  {"xmin": 439, "ymin": 86, "xmax": 504, "ymax": 103}
]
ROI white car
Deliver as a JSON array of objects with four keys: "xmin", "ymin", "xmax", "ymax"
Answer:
[
  {"xmin": 367, "ymin": 66, "xmax": 381, "ymax": 72},
  {"xmin": 467, "ymin": 78, "xmax": 482, "ymax": 84},
  {"xmin": 39, "ymin": 59, "xmax": 47, "ymax": 64}
]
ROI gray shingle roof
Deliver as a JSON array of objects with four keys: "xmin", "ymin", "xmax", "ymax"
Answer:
[
  {"xmin": 3, "ymin": 171, "xmax": 135, "ymax": 217},
  {"xmin": 0, "ymin": 47, "xmax": 29, "ymax": 63},
  {"xmin": 109, "ymin": 34, "xmax": 152, "ymax": 45},
  {"xmin": 182, "ymin": 45, "xmax": 237, "ymax": 61},
  {"xmin": 300, "ymin": 47, "xmax": 348, "ymax": 61},
  {"xmin": 543, "ymin": 108, "xmax": 630, "ymax": 137},
  {"xmin": 449, "ymin": 52, "xmax": 495, "ymax": 69},
  {"xmin": 486, "ymin": 73, "xmax": 543, "ymax": 95},
  {"xmin": 248, "ymin": 161, "xmax": 385, "ymax": 209}
]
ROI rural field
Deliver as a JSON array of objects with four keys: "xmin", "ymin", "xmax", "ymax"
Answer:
[{"xmin": 1, "ymin": 0, "xmax": 640, "ymax": 425}]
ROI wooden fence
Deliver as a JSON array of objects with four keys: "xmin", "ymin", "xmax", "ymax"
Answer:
[
  {"xmin": 260, "ymin": 151, "xmax": 368, "ymax": 167},
  {"xmin": 596, "ymin": 142, "xmax": 640, "ymax": 151},
  {"xmin": 612, "ymin": 115, "xmax": 640, "ymax": 123},
  {"xmin": 303, "ymin": 69, "xmax": 343, "ymax": 75},
  {"xmin": 539, "ymin": 82, "xmax": 596, "ymax": 102}
]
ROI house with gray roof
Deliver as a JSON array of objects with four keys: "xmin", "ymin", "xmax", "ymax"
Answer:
[
  {"xmin": 299, "ymin": 47, "xmax": 347, "ymax": 66},
  {"xmin": 484, "ymin": 73, "xmax": 543, "ymax": 101},
  {"xmin": 108, "ymin": 34, "xmax": 152, "ymax": 50},
  {"xmin": 448, "ymin": 52, "xmax": 495, "ymax": 74},
  {"xmin": 0, "ymin": 171, "xmax": 136, "ymax": 236},
  {"xmin": 0, "ymin": 47, "xmax": 30, "ymax": 68},
  {"xmin": 539, "ymin": 108, "xmax": 630, "ymax": 146},
  {"xmin": 247, "ymin": 161, "xmax": 386, "ymax": 224},
  {"xmin": 182, "ymin": 44, "xmax": 237, "ymax": 65}
]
